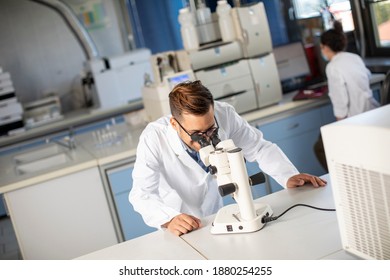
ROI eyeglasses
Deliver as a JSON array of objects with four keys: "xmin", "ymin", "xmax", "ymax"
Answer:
[{"xmin": 175, "ymin": 117, "xmax": 219, "ymax": 139}]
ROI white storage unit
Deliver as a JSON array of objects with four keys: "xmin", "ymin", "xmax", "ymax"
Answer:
[{"xmin": 4, "ymin": 167, "xmax": 118, "ymax": 259}]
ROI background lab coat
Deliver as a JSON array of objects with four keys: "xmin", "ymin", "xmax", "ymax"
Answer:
[
  {"xmin": 326, "ymin": 52, "xmax": 379, "ymax": 118},
  {"xmin": 129, "ymin": 101, "xmax": 299, "ymax": 229}
]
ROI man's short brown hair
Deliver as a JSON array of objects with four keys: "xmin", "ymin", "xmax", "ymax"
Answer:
[{"xmin": 169, "ymin": 80, "xmax": 214, "ymax": 120}]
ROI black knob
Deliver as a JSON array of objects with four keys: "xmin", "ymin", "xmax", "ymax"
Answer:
[
  {"xmin": 209, "ymin": 165, "xmax": 217, "ymax": 175},
  {"xmin": 218, "ymin": 183, "xmax": 237, "ymax": 197},
  {"xmin": 249, "ymin": 172, "xmax": 266, "ymax": 186}
]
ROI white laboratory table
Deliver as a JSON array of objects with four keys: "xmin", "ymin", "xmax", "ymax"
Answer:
[
  {"xmin": 76, "ymin": 174, "xmax": 359, "ymax": 260},
  {"xmin": 181, "ymin": 174, "xmax": 356, "ymax": 260},
  {"xmin": 76, "ymin": 227, "xmax": 205, "ymax": 260}
]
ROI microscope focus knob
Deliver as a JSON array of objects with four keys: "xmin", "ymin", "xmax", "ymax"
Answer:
[
  {"xmin": 209, "ymin": 165, "xmax": 217, "ymax": 175},
  {"xmin": 218, "ymin": 183, "xmax": 237, "ymax": 197}
]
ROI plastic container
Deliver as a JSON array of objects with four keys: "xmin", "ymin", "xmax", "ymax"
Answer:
[
  {"xmin": 196, "ymin": 2, "xmax": 212, "ymax": 25},
  {"xmin": 178, "ymin": 7, "xmax": 199, "ymax": 51},
  {"xmin": 216, "ymin": 0, "xmax": 236, "ymax": 43}
]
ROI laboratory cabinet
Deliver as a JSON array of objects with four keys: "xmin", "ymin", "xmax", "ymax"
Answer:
[
  {"xmin": 102, "ymin": 160, "xmax": 156, "ymax": 241},
  {"xmin": 3, "ymin": 167, "xmax": 118, "ymax": 259},
  {"xmin": 253, "ymin": 104, "xmax": 336, "ymax": 192}
]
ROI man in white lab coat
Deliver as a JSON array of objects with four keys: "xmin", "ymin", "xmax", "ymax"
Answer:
[{"xmin": 129, "ymin": 80, "xmax": 326, "ymax": 236}]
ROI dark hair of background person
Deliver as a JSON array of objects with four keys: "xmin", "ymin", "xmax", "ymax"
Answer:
[
  {"xmin": 320, "ymin": 21, "xmax": 348, "ymax": 52},
  {"xmin": 169, "ymin": 80, "xmax": 214, "ymax": 120}
]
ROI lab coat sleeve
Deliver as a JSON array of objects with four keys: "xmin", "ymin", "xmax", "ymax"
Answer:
[
  {"xmin": 129, "ymin": 126, "xmax": 181, "ymax": 229},
  {"xmin": 219, "ymin": 103, "xmax": 299, "ymax": 188},
  {"xmin": 326, "ymin": 64, "xmax": 349, "ymax": 119}
]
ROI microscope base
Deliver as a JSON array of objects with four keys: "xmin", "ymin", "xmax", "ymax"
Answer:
[{"xmin": 210, "ymin": 203, "xmax": 273, "ymax": 234}]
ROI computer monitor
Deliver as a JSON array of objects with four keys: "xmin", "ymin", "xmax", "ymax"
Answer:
[
  {"xmin": 321, "ymin": 105, "xmax": 390, "ymax": 260},
  {"xmin": 273, "ymin": 41, "xmax": 311, "ymax": 93}
]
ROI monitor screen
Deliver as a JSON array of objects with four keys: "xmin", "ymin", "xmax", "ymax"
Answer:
[{"xmin": 273, "ymin": 42, "xmax": 311, "ymax": 93}]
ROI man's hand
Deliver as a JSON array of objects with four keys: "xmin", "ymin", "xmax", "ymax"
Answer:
[
  {"xmin": 287, "ymin": 173, "xmax": 327, "ymax": 188},
  {"xmin": 163, "ymin": 214, "xmax": 202, "ymax": 236}
]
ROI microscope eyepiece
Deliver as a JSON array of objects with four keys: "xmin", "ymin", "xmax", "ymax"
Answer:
[
  {"xmin": 191, "ymin": 134, "xmax": 211, "ymax": 148},
  {"xmin": 210, "ymin": 129, "xmax": 221, "ymax": 147}
]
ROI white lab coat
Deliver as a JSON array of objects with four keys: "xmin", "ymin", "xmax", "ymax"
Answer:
[
  {"xmin": 129, "ymin": 101, "xmax": 299, "ymax": 229},
  {"xmin": 326, "ymin": 52, "xmax": 379, "ymax": 118}
]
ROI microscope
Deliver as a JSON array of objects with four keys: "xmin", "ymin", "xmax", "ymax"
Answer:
[{"xmin": 196, "ymin": 129, "xmax": 273, "ymax": 234}]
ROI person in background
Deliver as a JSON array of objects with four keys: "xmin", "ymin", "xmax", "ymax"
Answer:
[
  {"xmin": 314, "ymin": 20, "xmax": 380, "ymax": 171},
  {"xmin": 130, "ymin": 80, "xmax": 327, "ymax": 236}
]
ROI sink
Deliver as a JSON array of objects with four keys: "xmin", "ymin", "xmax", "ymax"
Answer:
[
  {"xmin": 13, "ymin": 143, "xmax": 72, "ymax": 175},
  {"xmin": 14, "ymin": 143, "xmax": 66, "ymax": 164},
  {"xmin": 16, "ymin": 153, "xmax": 71, "ymax": 174}
]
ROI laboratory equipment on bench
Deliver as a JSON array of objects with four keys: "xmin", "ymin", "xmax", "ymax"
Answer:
[
  {"xmin": 180, "ymin": 2, "xmax": 282, "ymax": 114},
  {"xmin": 142, "ymin": 70, "xmax": 195, "ymax": 122},
  {"xmin": 30, "ymin": 0, "xmax": 153, "ymax": 112},
  {"xmin": 85, "ymin": 49, "xmax": 153, "ymax": 110},
  {"xmin": 142, "ymin": 51, "xmax": 195, "ymax": 122},
  {"xmin": 23, "ymin": 95, "xmax": 63, "ymax": 129},
  {"xmin": 231, "ymin": 2, "xmax": 272, "ymax": 58},
  {"xmin": 321, "ymin": 105, "xmax": 390, "ymax": 260},
  {"xmin": 0, "ymin": 70, "xmax": 24, "ymax": 136},
  {"xmin": 198, "ymin": 133, "xmax": 272, "ymax": 234}
]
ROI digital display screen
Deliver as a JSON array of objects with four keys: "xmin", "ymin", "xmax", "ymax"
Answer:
[{"xmin": 167, "ymin": 73, "xmax": 191, "ymax": 87}]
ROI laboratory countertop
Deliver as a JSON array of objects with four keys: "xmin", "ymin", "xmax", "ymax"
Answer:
[
  {"xmin": 76, "ymin": 228, "xmax": 206, "ymax": 260},
  {"xmin": 0, "ymin": 144, "xmax": 97, "ymax": 194},
  {"xmin": 76, "ymin": 174, "xmax": 360, "ymax": 260},
  {"xmin": 0, "ymin": 73, "xmax": 384, "ymax": 194},
  {"xmin": 0, "ymin": 100, "xmax": 143, "ymax": 149}
]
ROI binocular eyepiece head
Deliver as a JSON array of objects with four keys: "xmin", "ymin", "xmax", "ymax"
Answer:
[{"xmin": 191, "ymin": 128, "xmax": 221, "ymax": 148}]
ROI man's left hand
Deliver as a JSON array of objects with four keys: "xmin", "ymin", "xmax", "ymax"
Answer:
[{"xmin": 287, "ymin": 173, "xmax": 327, "ymax": 188}]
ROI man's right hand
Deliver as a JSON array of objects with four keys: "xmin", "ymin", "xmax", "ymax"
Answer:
[{"xmin": 163, "ymin": 213, "xmax": 202, "ymax": 236}]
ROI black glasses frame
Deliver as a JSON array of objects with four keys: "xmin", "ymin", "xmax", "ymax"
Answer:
[{"xmin": 175, "ymin": 116, "xmax": 219, "ymax": 139}]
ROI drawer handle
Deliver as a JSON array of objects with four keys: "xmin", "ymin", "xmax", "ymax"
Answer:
[{"xmin": 287, "ymin": 123, "xmax": 300, "ymax": 130}]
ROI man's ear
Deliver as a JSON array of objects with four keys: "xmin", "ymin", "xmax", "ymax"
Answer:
[{"xmin": 170, "ymin": 117, "xmax": 179, "ymax": 132}]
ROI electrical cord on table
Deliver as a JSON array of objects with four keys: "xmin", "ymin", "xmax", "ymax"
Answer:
[{"xmin": 261, "ymin": 203, "xmax": 336, "ymax": 224}]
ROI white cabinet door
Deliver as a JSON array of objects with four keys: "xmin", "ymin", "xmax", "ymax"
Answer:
[{"xmin": 4, "ymin": 167, "xmax": 118, "ymax": 259}]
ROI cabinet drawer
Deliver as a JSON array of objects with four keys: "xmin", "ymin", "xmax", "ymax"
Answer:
[
  {"xmin": 257, "ymin": 108, "xmax": 323, "ymax": 142},
  {"xmin": 195, "ymin": 60, "xmax": 250, "ymax": 85},
  {"xmin": 189, "ymin": 41, "xmax": 243, "ymax": 70},
  {"xmin": 217, "ymin": 89, "xmax": 258, "ymax": 114},
  {"xmin": 205, "ymin": 74, "xmax": 254, "ymax": 99}
]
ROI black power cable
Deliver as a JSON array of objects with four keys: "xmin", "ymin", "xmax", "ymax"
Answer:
[{"xmin": 262, "ymin": 203, "xmax": 336, "ymax": 224}]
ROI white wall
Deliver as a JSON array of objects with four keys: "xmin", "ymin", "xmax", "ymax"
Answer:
[{"xmin": 0, "ymin": 0, "xmax": 127, "ymax": 112}]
